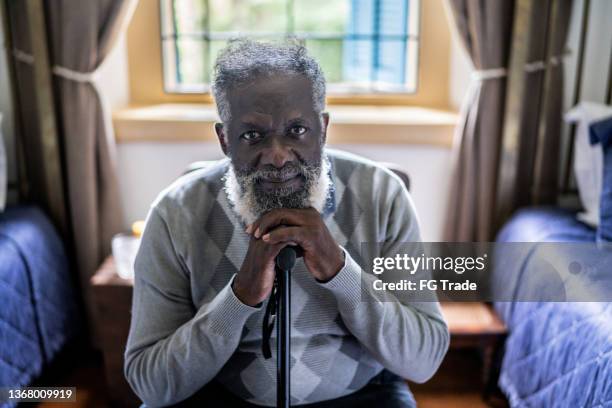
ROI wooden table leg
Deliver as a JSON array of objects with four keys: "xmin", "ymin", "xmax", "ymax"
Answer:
[{"xmin": 483, "ymin": 336, "xmax": 507, "ymax": 402}]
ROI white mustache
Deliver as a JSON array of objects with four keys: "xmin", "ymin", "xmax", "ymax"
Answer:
[{"xmin": 224, "ymin": 155, "xmax": 332, "ymax": 225}]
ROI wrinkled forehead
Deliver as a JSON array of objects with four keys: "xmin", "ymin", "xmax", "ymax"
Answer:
[{"xmin": 226, "ymin": 73, "xmax": 317, "ymax": 124}]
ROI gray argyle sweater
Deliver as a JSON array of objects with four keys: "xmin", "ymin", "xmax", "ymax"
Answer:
[{"xmin": 124, "ymin": 149, "xmax": 449, "ymax": 407}]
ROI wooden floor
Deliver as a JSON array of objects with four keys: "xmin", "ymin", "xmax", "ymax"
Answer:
[{"xmin": 34, "ymin": 348, "xmax": 508, "ymax": 407}]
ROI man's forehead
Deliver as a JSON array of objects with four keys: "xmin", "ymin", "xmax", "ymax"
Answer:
[
  {"xmin": 227, "ymin": 74, "xmax": 315, "ymax": 117},
  {"xmin": 239, "ymin": 110, "xmax": 305, "ymax": 126}
]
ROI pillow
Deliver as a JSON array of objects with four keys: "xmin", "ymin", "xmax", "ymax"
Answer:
[
  {"xmin": 589, "ymin": 115, "xmax": 612, "ymax": 242},
  {"xmin": 0, "ymin": 113, "xmax": 6, "ymax": 212},
  {"xmin": 565, "ymin": 102, "xmax": 612, "ymax": 226}
]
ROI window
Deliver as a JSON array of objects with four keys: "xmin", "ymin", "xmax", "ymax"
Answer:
[{"xmin": 160, "ymin": 0, "xmax": 421, "ymax": 95}]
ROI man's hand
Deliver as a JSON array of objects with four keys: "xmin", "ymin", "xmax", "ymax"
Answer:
[
  {"xmin": 246, "ymin": 208, "xmax": 345, "ymax": 282},
  {"xmin": 233, "ymin": 236, "xmax": 287, "ymax": 306}
]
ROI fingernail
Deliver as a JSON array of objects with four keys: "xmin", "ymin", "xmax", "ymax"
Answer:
[
  {"xmin": 245, "ymin": 225, "xmax": 252, "ymax": 234},
  {"xmin": 255, "ymin": 228, "xmax": 261, "ymax": 238},
  {"xmin": 262, "ymin": 234, "xmax": 270, "ymax": 241}
]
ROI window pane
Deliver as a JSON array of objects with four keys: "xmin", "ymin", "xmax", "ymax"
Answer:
[
  {"xmin": 163, "ymin": 38, "xmax": 207, "ymax": 90},
  {"xmin": 346, "ymin": 0, "xmax": 375, "ymax": 35},
  {"xmin": 293, "ymin": 0, "xmax": 348, "ymax": 34},
  {"xmin": 379, "ymin": 0, "xmax": 408, "ymax": 36},
  {"xmin": 304, "ymin": 39, "xmax": 344, "ymax": 83},
  {"xmin": 209, "ymin": 0, "xmax": 288, "ymax": 34},
  {"xmin": 342, "ymin": 39, "xmax": 373, "ymax": 84},
  {"xmin": 168, "ymin": 0, "xmax": 208, "ymax": 36},
  {"xmin": 376, "ymin": 40, "xmax": 407, "ymax": 84}
]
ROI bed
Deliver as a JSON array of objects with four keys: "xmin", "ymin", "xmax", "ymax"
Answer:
[
  {"xmin": 0, "ymin": 205, "xmax": 81, "ymax": 407},
  {"xmin": 493, "ymin": 207, "xmax": 612, "ymax": 407}
]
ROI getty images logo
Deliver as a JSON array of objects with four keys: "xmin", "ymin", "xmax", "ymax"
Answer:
[{"xmin": 372, "ymin": 253, "xmax": 489, "ymax": 275}]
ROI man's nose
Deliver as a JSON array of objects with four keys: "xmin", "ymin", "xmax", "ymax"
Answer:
[{"xmin": 260, "ymin": 138, "xmax": 294, "ymax": 168}]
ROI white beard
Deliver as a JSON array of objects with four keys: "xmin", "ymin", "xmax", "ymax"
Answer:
[{"xmin": 223, "ymin": 155, "xmax": 332, "ymax": 225}]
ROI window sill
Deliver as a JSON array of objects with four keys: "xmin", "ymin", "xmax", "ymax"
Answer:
[{"xmin": 112, "ymin": 104, "xmax": 458, "ymax": 147}]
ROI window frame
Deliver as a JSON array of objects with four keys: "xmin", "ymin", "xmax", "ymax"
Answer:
[{"xmin": 125, "ymin": 0, "xmax": 452, "ymax": 108}]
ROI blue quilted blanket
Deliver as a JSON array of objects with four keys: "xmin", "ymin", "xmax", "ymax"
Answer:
[
  {"xmin": 494, "ymin": 207, "xmax": 612, "ymax": 407},
  {"xmin": 0, "ymin": 206, "xmax": 81, "ymax": 407}
]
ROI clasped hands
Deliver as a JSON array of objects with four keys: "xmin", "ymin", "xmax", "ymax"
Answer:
[{"xmin": 232, "ymin": 208, "xmax": 345, "ymax": 307}]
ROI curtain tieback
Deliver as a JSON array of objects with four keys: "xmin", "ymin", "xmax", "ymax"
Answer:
[
  {"xmin": 52, "ymin": 65, "xmax": 99, "ymax": 83},
  {"xmin": 12, "ymin": 48, "xmax": 35, "ymax": 65},
  {"xmin": 12, "ymin": 48, "xmax": 100, "ymax": 83},
  {"xmin": 524, "ymin": 49, "xmax": 571, "ymax": 73},
  {"xmin": 472, "ymin": 68, "xmax": 507, "ymax": 81}
]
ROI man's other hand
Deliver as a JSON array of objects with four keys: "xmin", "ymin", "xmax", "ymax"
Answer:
[
  {"xmin": 246, "ymin": 208, "xmax": 345, "ymax": 282},
  {"xmin": 233, "ymin": 236, "xmax": 288, "ymax": 306}
]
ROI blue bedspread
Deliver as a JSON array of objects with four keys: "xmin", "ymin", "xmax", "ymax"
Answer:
[
  {"xmin": 0, "ymin": 206, "xmax": 80, "ymax": 407},
  {"xmin": 494, "ymin": 207, "xmax": 612, "ymax": 407}
]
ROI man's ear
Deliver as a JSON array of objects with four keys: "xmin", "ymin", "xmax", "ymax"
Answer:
[
  {"xmin": 321, "ymin": 112, "xmax": 330, "ymax": 145},
  {"xmin": 215, "ymin": 123, "xmax": 229, "ymax": 156}
]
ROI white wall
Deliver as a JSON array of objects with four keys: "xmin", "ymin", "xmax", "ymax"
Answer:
[
  {"xmin": 330, "ymin": 144, "xmax": 452, "ymax": 241},
  {"xmin": 449, "ymin": 30, "xmax": 473, "ymax": 110},
  {"xmin": 117, "ymin": 141, "xmax": 224, "ymax": 225},
  {"xmin": 98, "ymin": 35, "xmax": 131, "ymax": 109}
]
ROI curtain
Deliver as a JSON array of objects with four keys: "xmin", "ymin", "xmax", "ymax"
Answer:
[
  {"xmin": 515, "ymin": 0, "xmax": 572, "ymax": 208},
  {"xmin": 445, "ymin": 0, "xmax": 575, "ymax": 241},
  {"xmin": 8, "ymin": 0, "xmax": 137, "ymax": 327},
  {"xmin": 7, "ymin": 1, "xmax": 63, "ymax": 227},
  {"xmin": 46, "ymin": 0, "xmax": 137, "ymax": 323},
  {"xmin": 493, "ymin": 0, "xmax": 574, "ymax": 228},
  {"xmin": 443, "ymin": 0, "xmax": 515, "ymax": 242},
  {"xmin": 444, "ymin": 0, "xmax": 514, "ymax": 241}
]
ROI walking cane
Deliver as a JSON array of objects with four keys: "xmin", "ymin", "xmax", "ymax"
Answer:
[{"xmin": 263, "ymin": 246, "xmax": 297, "ymax": 408}]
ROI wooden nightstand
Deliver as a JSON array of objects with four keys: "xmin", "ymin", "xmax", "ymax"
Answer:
[
  {"xmin": 440, "ymin": 302, "xmax": 507, "ymax": 400},
  {"xmin": 90, "ymin": 256, "xmax": 140, "ymax": 407}
]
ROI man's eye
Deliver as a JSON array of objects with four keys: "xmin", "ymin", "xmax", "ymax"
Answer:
[
  {"xmin": 289, "ymin": 126, "xmax": 307, "ymax": 136},
  {"xmin": 241, "ymin": 131, "xmax": 262, "ymax": 141}
]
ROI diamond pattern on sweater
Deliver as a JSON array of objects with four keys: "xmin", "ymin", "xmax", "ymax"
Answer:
[
  {"xmin": 206, "ymin": 201, "xmax": 234, "ymax": 254},
  {"xmin": 210, "ymin": 254, "xmax": 237, "ymax": 293},
  {"xmin": 347, "ymin": 360, "xmax": 380, "ymax": 390},
  {"xmin": 217, "ymin": 350, "xmax": 259, "ymax": 400},
  {"xmin": 304, "ymin": 349, "xmax": 360, "ymax": 401}
]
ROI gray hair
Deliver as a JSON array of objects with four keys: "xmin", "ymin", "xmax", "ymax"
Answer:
[{"xmin": 211, "ymin": 38, "xmax": 326, "ymax": 123}]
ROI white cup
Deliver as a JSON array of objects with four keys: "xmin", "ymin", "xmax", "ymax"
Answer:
[{"xmin": 112, "ymin": 233, "xmax": 141, "ymax": 279}]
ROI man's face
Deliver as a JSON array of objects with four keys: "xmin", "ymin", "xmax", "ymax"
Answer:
[{"xmin": 216, "ymin": 73, "xmax": 329, "ymax": 213}]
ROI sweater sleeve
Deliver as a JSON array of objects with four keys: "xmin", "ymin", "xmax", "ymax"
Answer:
[
  {"xmin": 318, "ymin": 185, "xmax": 450, "ymax": 383},
  {"xmin": 124, "ymin": 208, "xmax": 259, "ymax": 407}
]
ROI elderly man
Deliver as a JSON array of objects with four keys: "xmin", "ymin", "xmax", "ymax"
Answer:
[{"xmin": 125, "ymin": 39, "xmax": 449, "ymax": 407}]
